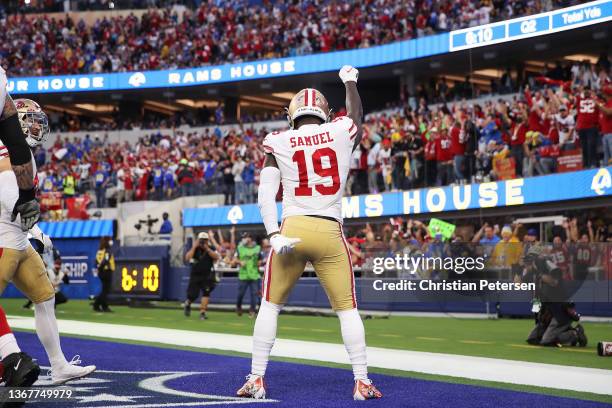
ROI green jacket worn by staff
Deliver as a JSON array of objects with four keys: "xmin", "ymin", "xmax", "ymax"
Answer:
[{"xmin": 237, "ymin": 244, "xmax": 261, "ymax": 281}]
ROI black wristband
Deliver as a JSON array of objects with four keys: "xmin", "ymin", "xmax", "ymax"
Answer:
[
  {"xmin": 18, "ymin": 188, "xmax": 36, "ymax": 202},
  {"xmin": 267, "ymin": 232, "xmax": 280, "ymax": 239}
]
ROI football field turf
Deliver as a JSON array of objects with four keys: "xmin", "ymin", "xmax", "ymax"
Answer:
[
  {"xmin": 3, "ymin": 299, "xmax": 611, "ymax": 369},
  {"xmin": 2, "ymin": 299, "xmax": 612, "ymax": 406},
  {"xmin": 10, "ymin": 331, "xmax": 612, "ymax": 408}
]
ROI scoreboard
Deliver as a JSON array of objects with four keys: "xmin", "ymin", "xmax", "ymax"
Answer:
[
  {"xmin": 450, "ymin": 0, "xmax": 611, "ymax": 51},
  {"xmin": 111, "ymin": 258, "xmax": 164, "ymax": 299}
]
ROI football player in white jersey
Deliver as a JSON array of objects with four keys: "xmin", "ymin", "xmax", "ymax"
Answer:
[
  {"xmin": 0, "ymin": 99, "xmax": 96, "ymax": 385},
  {"xmin": 0, "ymin": 66, "xmax": 41, "ymax": 231},
  {"xmin": 237, "ymin": 66, "xmax": 382, "ymax": 400}
]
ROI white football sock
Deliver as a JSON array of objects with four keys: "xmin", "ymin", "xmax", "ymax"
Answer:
[
  {"xmin": 34, "ymin": 298, "xmax": 68, "ymax": 369},
  {"xmin": 337, "ymin": 308, "xmax": 368, "ymax": 381},
  {"xmin": 0, "ymin": 333, "xmax": 21, "ymax": 359},
  {"xmin": 251, "ymin": 300, "xmax": 282, "ymax": 376}
]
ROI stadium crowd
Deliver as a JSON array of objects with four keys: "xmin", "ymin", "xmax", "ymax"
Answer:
[
  {"xmin": 1, "ymin": 0, "xmax": 588, "ymax": 77},
  {"xmin": 203, "ymin": 214, "xmax": 610, "ymax": 279},
  {"xmin": 34, "ymin": 64, "xmax": 612, "ymax": 212}
]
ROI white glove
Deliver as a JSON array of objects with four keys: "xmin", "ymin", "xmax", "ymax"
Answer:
[
  {"xmin": 339, "ymin": 65, "xmax": 358, "ymax": 84},
  {"xmin": 39, "ymin": 233, "xmax": 53, "ymax": 251},
  {"xmin": 270, "ymin": 234, "xmax": 301, "ymax": 255},
  {"xmin": 29, "ymin": 224, "xmax": 53, "ymax": 252}
]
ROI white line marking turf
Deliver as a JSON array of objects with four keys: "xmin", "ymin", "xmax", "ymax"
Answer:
[{"xmin": 7, "ymin": 316, "xmax": 612, "ymax": 396}]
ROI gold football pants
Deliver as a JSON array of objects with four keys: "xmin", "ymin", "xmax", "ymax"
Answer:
[
  {"xmin": 263, "ymin": 215, "xmax": 356, "ymax": 311},
  {"xmin": 0, "ymin": 246, "xmax": 55, "ymax": 303}
]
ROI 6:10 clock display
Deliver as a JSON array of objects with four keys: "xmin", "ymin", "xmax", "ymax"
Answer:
[{"xmin": 111, "ymin": 259, "xmax": 163, "ymax": 298}]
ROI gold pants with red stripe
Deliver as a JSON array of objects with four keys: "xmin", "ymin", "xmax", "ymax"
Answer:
[
  {"xmin": 263, "ymin": 215, "xmax": 356, "ymax": 311},
  {"xmin": 0, "ymin": 246, "xmax": 55, "ymax": 304}
]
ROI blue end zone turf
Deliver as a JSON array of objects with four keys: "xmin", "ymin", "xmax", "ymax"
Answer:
[{"xmin": 12, "ymin": 332, "xmax": 610, "ymax": 408}]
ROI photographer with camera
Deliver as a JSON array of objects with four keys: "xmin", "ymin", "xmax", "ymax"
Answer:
[
  {"xmin": 184, "ymin": 232, "xmax": 219, "ymax": 320},
  {"xmin": 518, "ymin": 245, "xmax": 587, "ymax": 347}
]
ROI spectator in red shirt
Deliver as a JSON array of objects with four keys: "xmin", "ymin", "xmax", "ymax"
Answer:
[
  {"xmin": 575, "ymin": 86, "xmax": 600, "ymax": 168},
  {"xmin": 510, "ymin": 111, "xmax": 528, "ymax": 177},
  {"xmin": 597, "ymin": 85, "xmax": 612, "ymax": 166},
  {"xmin": 435, "ymin": 127, "xmax": 453, "ymax": 186},
  {"xmin": 424, "ymin": 130, "xmax": 437, "ymax": 187},
  {"xmin": 449, "ymin": 117, "xmax": 465, "ymax": 182}
]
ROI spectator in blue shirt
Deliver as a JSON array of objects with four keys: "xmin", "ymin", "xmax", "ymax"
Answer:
[
  {"xmin": 480, "ymin": 115, "xmax": 503, "ymax": 145},
  {"xmin": 472, "ymin": 223, "xmax": 501, "ymax": 258},
  {"xmin": 94, "ymin": 165, "xmax": 109, "ymax": 208},
  {"xmin": 41, "ymin": 169, "xmax": 57, "ymax": 192},
  {"xmin": 242, "ymin": 158, "xmax": 256, "ymax": 203},
  {"xmin": 83, "ymin": 134, "xmax": 93, "ymax": 153},
  {"xmin": 159, "ymin": 212, "xmax": 173, "ymax": 235},
  {"xmin": 152, "ymin": 163, "xmax": 164, "ymax": 200},
  {"xmin": 163, "ymin": 163, "xmax": 175, "ymax": 199}
]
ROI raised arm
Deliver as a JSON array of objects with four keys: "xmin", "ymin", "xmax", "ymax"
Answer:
[{"xmin": 339, "ymin": 66, "xmax": 363, "ymax": 151}]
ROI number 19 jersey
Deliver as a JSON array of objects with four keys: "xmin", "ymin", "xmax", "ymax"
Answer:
[{"xmin": 262, "ymin": 116, "xmax": 358, "ymax": 223}]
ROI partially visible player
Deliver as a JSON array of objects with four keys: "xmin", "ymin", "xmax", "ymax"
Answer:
[
  {"xmin": 0, "ymin": 99, "xmax": 96, "ymax": 385},
  {"xmin": 237, "ymin": 66, "xmax": 382, "ymax": 400},
  {"xmin": 0, "ymin": 305, "xmax": 40, "ymax": 394},
  {"xmin": 0, "ymin": 66, "xmax": 40, "ymax": 231}
]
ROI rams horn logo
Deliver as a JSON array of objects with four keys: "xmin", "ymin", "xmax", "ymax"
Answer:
[{"xmin": 128, "ymin": 72, "xmax": 146, "ymax": 88}]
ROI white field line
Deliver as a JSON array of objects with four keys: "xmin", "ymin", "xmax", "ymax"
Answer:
[{"xmin": 7, "ymin": 316, "xmax": 612, "ymax": 396}]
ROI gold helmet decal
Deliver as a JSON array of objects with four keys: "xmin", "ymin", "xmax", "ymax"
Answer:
[
  {"xmin": 15, "ymin": 98, "xmax": 49, "ymax": 148},
  {"xmin": 286, "ymin": 88, "xmax": 330, "ymax": 129}
]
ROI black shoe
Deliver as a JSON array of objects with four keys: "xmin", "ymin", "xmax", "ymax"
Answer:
[
  {"xmin": 199, "ymin": 312, "xmax": 207, "ymax": 320},
  {"xmin": 575, "ymin": 324, "xmax": 588, "ymax": 347},
  {"xmin": 1, "ymin": 352, "xmax": 40, "ymax": 388},
  {"xmin": 102, "ymin": 308, "xmax": 113, "ymax": 313},
  {"xmin": 184, "ymin": 303, "xmax": 191, "ymax": 317}
]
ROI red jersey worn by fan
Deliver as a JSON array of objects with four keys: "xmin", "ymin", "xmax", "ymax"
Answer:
[{"xmin": 575, "ymin": 95, "xmax": 599, "ymax": 130}]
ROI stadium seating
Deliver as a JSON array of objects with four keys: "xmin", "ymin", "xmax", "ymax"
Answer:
[
  {"xmin": 36, "ymin": 77, "xmax": 610, "ymax": 215},
  {"xmin": 1, "ymin": 0, "xmax": 585, "ymax": 77}
]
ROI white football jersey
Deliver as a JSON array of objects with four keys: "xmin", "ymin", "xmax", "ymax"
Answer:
[
  {"xmin": 0, "ymin": 154, "xmax": 38, "ymax": 251},
  {"xmin": 263, "ymin": 116, "xmax": 358, "ymax": 223}
]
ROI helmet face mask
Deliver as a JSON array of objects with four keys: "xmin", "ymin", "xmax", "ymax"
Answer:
[
  {"xmin": 15, "ymin": 99, "xmax": 49, "ymax": 148},
  {"xmin": 286, "ymin": 88, "xmax": 331, "ymax": 129}
]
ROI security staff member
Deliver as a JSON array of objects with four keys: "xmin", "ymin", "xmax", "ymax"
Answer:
[
  {"xmin": 184, "ymin": 232, "xmax": 219, "ymax": 320},
  {"xmin": 93, "ymin": 236, "xmax": 115, "ymax": 312}
]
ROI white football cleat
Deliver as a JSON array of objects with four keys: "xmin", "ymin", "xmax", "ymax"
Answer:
[
  {"xmin": 236, "ymin": 374, "xmax": 266, "ymax": 399},
  {"xmin": 353, "ymin": 378, "xmax": 382, "ymax": 400},
  {"xmin": 51, "ymin": 355, "xmax": 96, "ymax": 385}
]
